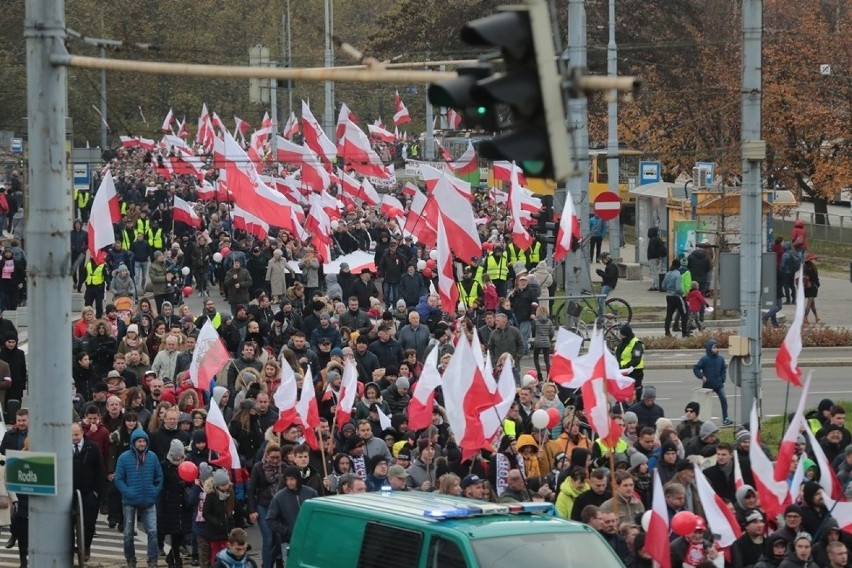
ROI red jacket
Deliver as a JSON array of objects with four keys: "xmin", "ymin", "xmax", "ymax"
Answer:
[
  {"xmin": 686, "ymin": 289, "xmax": 709, "ymax": 314},
  {"xmin": 483, "ymin": 283, "xmax": 500, "ymax": 311},
  {"xmin": 791, "ymin": 221, "xmax": 807, "ymax": 251}
]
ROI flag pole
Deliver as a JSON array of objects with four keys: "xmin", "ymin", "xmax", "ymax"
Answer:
[
  {"xmin": 317, "ymin": 426, "xmax": 329, "ymax": 492},
  {"xmin": 608, "ymin": 450, "xmax": 619, "ymax": 518},
  {"xmin": 559, "ymin": 406, "xmax": 577, "ymax": 470},
  {"xmin": 780, "ymin": 382, "xmax": 791, "ymax": 434}
]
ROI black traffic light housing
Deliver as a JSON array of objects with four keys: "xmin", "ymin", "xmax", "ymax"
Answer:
[
  {"xmin": 427, "ymin": 63, "xmax": 499, "ymax": 132},
  {"xmin": 531, "ymin": 195, "xmax": 557, "ymax": 244}
]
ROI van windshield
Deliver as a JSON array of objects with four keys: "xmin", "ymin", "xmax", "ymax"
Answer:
[{"xmin": 471, "ymin": 532, "xmax": 622, "ymax": 568}]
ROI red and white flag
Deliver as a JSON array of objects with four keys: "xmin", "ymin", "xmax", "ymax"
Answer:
[
  {"xmin": 550, "ymin": 328, "xmax": 584, "ymax": 385},
  {"xmin": 161, "ymin": 108, "xmax": 175, "ymax": 132},
  {"xmin": 453, "ymin": 141, "xmax": 478, "ymax": 176},
  {"xmin": 206, "ymin": 401, "xmax": 242, "ymax": 470},
  {"xmin": 301, "ymin": 100, "xmax": 337, "ymax": 162},
  {"xmin": 648, "ymin": 471, "xmax": 672, "ymax": 568},
  {"xmin": 393, "ymin": 91, "xmax": 411, "ymax": 126},
  {"xmin": 336, "ymin": 103, "xmax": 358, "ymax": 140},
  {"xmin": 776, "ymin": 265, "xmax": 805, "ymax": 386},
  {"xmin": 733, "ymin": 450, "xmax": 745, "ymax": 491},
  {"xmin": 379, "ymin": 194, "xmax": 405, "ymax": 220},
  {"xmin": 480, "ymin": 353, "xmax": 518, "ymax": 442},
  {"xmin": 431, "ymin": 169, "xmax": 481, "ymax": 263},
  {"xmin": 436, "ymin": 215, "xmax": 459, "ymax": 314},
  {"xmin": 446, "ymin": 108, "xmax": 461, "ymax": 130},
  {"xmin": 749, "ymin": 403, "xmax": 790, "ymax": 521},
  {"xmin": 87, "ymin": 170, "xmax": 120, "ymax": 257},
  {"xmin": 368, "ymin": 123, "xmax": 396, "ymax": 144},
  {"xmin": 508, "ymin": 165, "xmax": 534, "ymax": 250},
  {"xmin": 554, "ymin": 192, "xmax": 582, "ymax": 262},
  {"xmin": 407, "ymin": 348, "xmax": 442, "ymax": 431},
  {"xmin": 295, "ymin": 367, "xmax": 321, "ymax": 450},
  {"xmin": 441, "ymin": 334, "xmax": 493, "ymax": 461},
  {"xmin": 172, "ymin": 196, "xmax": 201, "ymax": 228},
  {"xmin": 196, "ymin": 103, "xmax": 214, "ymax": 150},
  {"xmin": 233, "ymin": 204, "xmax": 270, "ymax": 240},
  {"xmin": 579, "ymin": 330, "xmax": 623, "ymax": 447},
  {"xmin": 233, "ymin": 116, "xmax": 251, "ymax": 143},
  {"xmin": 273, "ymin": 362, "xmax": 299, "ymax": 433},
  {"xmin": 358, "ymin": 178, "xmax": 381, "ymax": 207},
  {"xmin": 177, "ymin": 117, "xmax": 189, "ymax": 139},
  {"xmin": 339, "ymin": 121, "xmax": 389, "ymax": 179},
  {"xmin": 774, "ymin": 372, "xmax": 811, "ymax": 482},
  {"xmin": 335, "ymin": 360, "xmax": 359, "ymax": 429},
  {"xmin": 694, "ymin": 464, "xmax": 743, "ymax": 548},
  {"xmin": 493, "ymin": 161, "xmax": 528, "ymax": 186},
  {"xmin": 197, "ymin": 179, "xmax": 217, "ymax": 201},
  {"xmin": 188, "ymin": 320, "xmax": 230, "ymax": 392},
  {"xmin": 804, "ymin": 419, "xmax": 844, "ymax": 501},
  {"xmin": 282, "ymin": 112, "xmax": 300, "ymax": 139}
]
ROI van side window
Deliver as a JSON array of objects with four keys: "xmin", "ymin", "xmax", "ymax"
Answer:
[
  {"xmin": 427, "ymin": 536, "xmax": 468, "ymax": 568},
  {"xmin": 357, "ymin": 522, "xmax": 422, "ymax": 568}
]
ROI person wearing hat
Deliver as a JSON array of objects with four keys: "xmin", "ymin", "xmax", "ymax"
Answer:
[
  {"xmin": 406, "ymin": 439, "xmax": 437, "ymax": 491},
  {"xmin": 224, "ymin": 256, "xmax": 253, "ymax": 317},
  {"xmin": 484, "ymin": 244, "xmax": 509, "ymax": 297},
  {"xmin": 350, "ymin": 266, "xmax": 379, "ymax": 311},
  {"xmin": 693, "ymin": 338, "xmax": 732, "ymax": 426},
  {"xmin": 267, "ymin": 465, "xmax": 318, "ymax": 559},
  {"xmin": 202, "ymin": 468, "xmax": 241, "ymax": 564},
  {"xmin": 684, "ymin": 420, "xmax": 720, "ymax": 458},
  {"xmin": 670, "ymin": 512, "xmax": 718, "ymax": 567},
  {"xmin": 158, "ymin": 438, "xmax": 189, "ymax": 567},
  {"xmin": 508, "ymin": 270, "xmax": 538, "ymax": 356},
  {"xmin": 369, "ymin": 323, "xmax": 404, "ymax": 370},
  {"xmin": 399, "ymin": 262, "xmax": 426, "ymax": 310},
  {"xmin": 147, "ymin": 249, "xmax": 171, "ymax": 313},
  {"xmin": 615, "ymin": 323, "xmax": 645, "ymax": 400},
  {"xmin": 677, "ymin": 402, "xmax": 704, "ymax": 444},
  {"xmin": 756, "ymin": 533, "xmax": 791, "ymax": 568},
  {"xmin": 110, "ymin": 262, "xmax": 137, "ymax": 302},
  {"xmin": 386, "ymin": 465, "xmax": 409, "ymax": 491},
  {"xmin": 377, "ymin": 238, "xmax": 406, "ymax": 306},
  {"xmin": 365, "ymin": 455, "xmax": 390, "ymax": 492},
  {"xmin": 461, "ymin": 474, "xmax": 487, "ymax": 500},
  {"xmin": 309, "ymin": 311, "xmax": 342, "ymax": 352},
  {"xmin": 779, "ymin": 533, "xmax": 817, "ymax": 568},
  {"xmin": 627, "ymin": 385, "xmax": 665, "ymax": 429},
  {"xmin": 458, "ymin": 265, "xmax": 484, "ymax": 311}
]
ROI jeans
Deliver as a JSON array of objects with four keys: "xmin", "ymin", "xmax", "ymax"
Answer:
[
  {"xmin": 665, "ymin": 295, "xmax": 687, "ymax": 336},
  {"xmin": 649, "ymin": 258, "xmax": 662, "ymax": 289},
  {"xmin": 714, "ymin": 385, "xmax": 730, "ymax": 420},
  {"xmin": 383, "ymin": 281, "xmax": 399, "ymax": 306},
  {"xmin": 597, "ymin": 285, "xmax": 614, "ymax": 323},
  {"xmin": 257, "ymin": 504, "xmax": 275, "ymax": 568},
  {"xmin": 590, "ymin": 236, "xmax": 603, "ymax": 262},
  {"xmin": 134, "ymin": 261, "xmax": 149, "ymax": 289},
  {"xmin": 123, "ymin": 504, "xmax": 158, "ymax": 562},
  {"xmin": 764, "ymin": 297, "xmax": 782, "ymax": 327},
  {"xmin": 519, "ymin": 320, "xmax": 531, "ymax": 355}
]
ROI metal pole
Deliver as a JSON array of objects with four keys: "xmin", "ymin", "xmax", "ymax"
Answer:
[
  {"xmin": 606, "ymin": 0, "xmax": 621, "ymax": 259},
  {"xmin": 739, "ymin": 0, "xmax": 764, "ymax": 422},
  {"xmin": 270, "ymin": 61, "xmax": 278, "ymax": 162},
  {"xmin": 285, "ymin": 3, "xmax": 293, "ymax": 115},
  {"xmin": 99, "ymin": 0, "xmax": 107, "ymax": 150},
  {"xmin": 25, "ymin": 0, "xmax": 73, "ymax": 565},
  {"xmin": 424, "ymin": 57, "xmax": 435, "ymax": 161},
  {"xmin": 323, "ymin": 0, "xmax": 335, "ymax": 140},
  {"xmin": 565, "ymin": 0, "xmax": 591, "ymax": 296}
]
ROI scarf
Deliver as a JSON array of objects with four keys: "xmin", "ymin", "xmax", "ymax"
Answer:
[
  {"xmin": 263, "ymin": 457, "xmax": 282, "ymax": 485},
  {"xmin": 135, "ymin": 448, "xmax": 147, "ymax": 469}
]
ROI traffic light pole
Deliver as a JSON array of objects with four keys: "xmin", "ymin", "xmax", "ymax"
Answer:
[
  {"xmin": 606, "ymin": 0, "xmax": 621, "ymax": 259},
  {"xmin": 564, "ymin": 0, "xmax": 592, "ymax": 296},
  {"xmin": 738, "ymin": 0, "xmax": 764, "ymax": 422}
]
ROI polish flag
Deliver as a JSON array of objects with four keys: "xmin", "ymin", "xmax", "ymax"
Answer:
[
  {"xmin": 339, "ymin": 121, "xmax": 389, "ymax": 179},
  {"xmin": 276, "ymin": 136, "xmax": 310, "ymax": 164},
  {"xmin": 336, "ymin": 103, "xmax": 358, "ymax": 140},
  {"xmin": 435, "ymin": 140, "xmax": 454, "ymax": 165},
  {"xmin": 404, "ymin": 190, "xmax": 437, "ymax": 247},
  {"xmin": 305, "ymin": 196, "xmax": 333, "ymax": 261},
  {"xmin": 379, "ymin": 194, "xmax": 405, "ymax": 220},
  {"xmin": 580, "ymin": 330, "xmax": 622, "ymax": 447},
  {"xmin": 436, "ymin": 215, "xmax": 460, "ymax": 314},
  {"xmin": 733, "ymin": 450, "xmax": 745, "ymax": 491},
  {"xmin": 273, "ymin": 362, "xmax": 299, "ymax": 433},
  {"xmin": 694, "ymin": 464, "xmax": 743, "ymax": 548},
  {"xmin": 300, "ymin": 146, "xmax": 332, "ymax": 191},
  {"xmin": 358, "ymin": 178, "xmax": 381, "ymax": 207},
  {"xmin": 255, "ymin": 112, "xmax": 273, "ymax": 148},
  {"xmin": 480, "ymin": 353, "xmax": 517, "ymax": 442},
  {"xmin": 401, "ymin": 182, "xmax": 419, "ymax": 199},
  {"xmin": 749, "ymin": 403, "xmax": 790, "ymax": 521},
  {"xmin": 648, "ymin": 471, "xmax": 671, "ymax": 568},
  {"xmin": 177, "ymin": 117, "xmax": 189, "ymax": 139},
  {"xmin": 441, "ymin": 334, "xmax": 493, "ymax": 461},
  {"xmin": 119, "ymin": 136, "xmax": 156, "ymax": 152},
  {"xmin": 804, "ymin": 420, "xmax": 844, "ymax": 500},
  {"xmin": 161, "ymin": 108, "xmax": 175, "ymax": 132},
  {"xmin": 301, "ymin": 100, "xmax": 337, "ymax": 162},
  {"xmin": 393, "ymin": 91, "xmax": 412, "ymax": 126},
  {"xmin": 206, "ymin": 401, "xmax": 242, "ymax": 470},
  {"xmin": 233, "ymin": 116, "xmax": 252, "ymax": 143},
  {"xmin": 197, "ymin": 179, "xmax": 217, "ymax": 201},
  {"xmin": 492, "ymin": 161, "xmax": 528, "ymax": 186},
  {"xmin": 172, "ymin": 196, "xmax": 201, "ymax": 228},
  {"xmin": 295, "ymin": 367, "xmax": 320, "ymax": 450},
  {"xmin": 335, "ymin": 360, "xmax": 359, "ymax": 430},
  {"xmin": 453, "ymin": 142, "xmax": 478, "ymax": 176},
  {"xmin": 233, "ymin": 204, "xmax": 270, "ymax": 240},
  {"xmin": 421, "ymin": 163, "xmax": 473, "ymax": 201},
  {"xmin": 368, "ymin": 124, "xmax": 396, "ymax": 144},
  {"xmin": 87, "ymin": 170, "xmax": 120, "ymax": 257},
  {"xmin": 776, "ymin": 265, "xmax": 805, "ymax": 386},
  {"xmin": 197, "ymin": 103, "xmax": 214, "ymax": 150},
  {"xmin": 446, "ymin": 108, "xmax": 461, "ymax": 130},
  {"xmin": 550, "ymin": 328, "xmax": 584, "ymax": 384},
  {"xmin": 188, "ymin": 320, "xmax": 230, "ymax": 391},
  {"xmin": 774, "ymin": 372, "xmax": 812, "ymax": 482},
  {"xmin": 376, "ymin": 406, "xmax": 393, "ymax": 432},
  {"xmin": 211, "ymin": 112, "xmax": 226, "ymax": 134},
  {"xmin": 508, "ymin": 166, "xmax": 534, "ymax": 250},
  {"xmin": 282, "ymin": 112, "xmax": 300, "ymax": 139},
  {"xmin": 432, "ymin": 170, "xmax": 482, "ymax": 263},
  {"xmin": 554, "ymin": 192, "xmax": 582, "ymax": 262},
  {"xmin": 408, "ymin": 348, "xmax": 442, "ymax": 431},
  {"xmin": 338, "ymin": 169, "xmax": 362, "ymax": 200}
]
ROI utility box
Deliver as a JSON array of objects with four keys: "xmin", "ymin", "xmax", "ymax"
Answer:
[
  {"xmin": 728, "ymin": 335, "xmax": 750, "ymax": 356},
  {"xmin": 719, "ymin": 252, "xmax": 777, "ymax": 310}
]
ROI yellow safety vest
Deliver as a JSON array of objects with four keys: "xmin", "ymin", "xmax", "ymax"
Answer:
[
  {"xmin": 502, "ymin": 418, "xmax": 517, "ymax": 438},
  {"xmin": 85, "ymin": 262, "xmax": 105, "ymax": 286},
  {"xmin": 121, "ymin": 229, "xmax": 133, "ymax": 250},
  {"xmin": 120, "ymin": 202, "xmax": 128, "ymax": 216},
  {"xmin": 485, "ymin": 254, "xmax": 508, "ymax": 281},
  {"xmin": 457, "ymin": 280, "xmax": 483, "ymax": 308},
  {"xmin": 619, "ymin": 337, "xmax": 645, "ymax": 370},
  {"xmin": 136, "ymin": 219, "xmax": 152, "ymax": 238},
  {"xmin": 528, "ymin": 241, "xmax": 542, "ymax": 264},
  {"xmin": 149, "ymin": 228, "xmax": 164, "ymax": 250},
  {"xmin": 209, "ymin": 312, "xmax": 222, "ymax": 330},
  {"xmin": 595, "ymin": 436, "xmax": 628, "ymax": 456},
  {"xmin": 75, "ymin": 190, "xmax": 90, "ymax": 209},
  {"xmin": 507, "ymin": 243, "xmax": 523, "ymax": 265}
]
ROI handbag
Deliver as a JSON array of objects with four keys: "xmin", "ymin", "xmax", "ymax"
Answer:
[{"xmin": 0, "ymin": 494, "xmax": 10, "ymax": 509}]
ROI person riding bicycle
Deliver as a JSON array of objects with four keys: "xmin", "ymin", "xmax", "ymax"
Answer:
[{"xmin": 595, "ymin": 253, "xmax": 619, "ymax": 324}]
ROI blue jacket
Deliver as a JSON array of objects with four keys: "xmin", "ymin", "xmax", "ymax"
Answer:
[
  {"xmin": 309, "ymin": 324, "xmax": 342, "ymax": 351},
  {"xmin": 693, "ymin": 339, "xmax": 727, "ymax": 390},
  {"xmin": 589, "ymin": 215, "xmax": 606, "ymax": 238},
  {"xmin": 114, "ymin": 429, "xmax": 163, "ymax": 508}
]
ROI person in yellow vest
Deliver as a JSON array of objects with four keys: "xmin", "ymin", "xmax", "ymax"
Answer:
[
  {"xmin": 84, "ymin": 255, "xmax": 107, "ymax": 318},
  {"xmin": 506, "ymin": 242, "xmax": 526, "ymax": 268},
  {"xmin": 485, "ymin": 245, "xmax": 509, "ymax": 297},
  {"xmin": 135, "ymin": 213, "xmax": 153, "ymax": 243},
  {"xmin": 148, "ymin": 220, "xmax": 165, "ymax": 252},
  {"xmin": 74, "ymin": 189, "xmax": 91, "ymax": 223},
  {"xmin": 615, "ymin": 324, "xmax": 645, "ymax": 400},
  {"xmin": 526, "ymin": 240, "xmax": 543, "ymax": 270},
  {"xmin": 457, "ymin": 266, "xmax": 483, "ymax": 309},
  {"xmin": 119, "ymin": 220, "xmax": 135, "ymax": 251}
]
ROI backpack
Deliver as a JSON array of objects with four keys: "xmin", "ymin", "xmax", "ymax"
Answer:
[{"xmin": 784, "ymin": 252, "xmax": 800, "ymax": 273}]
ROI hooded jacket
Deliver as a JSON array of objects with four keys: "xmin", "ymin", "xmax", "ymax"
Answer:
[
  {"xmin": 754, "ymin": 533, "xmax": 790, "ymax": 568},
  {"xmin": 800, "ymin": 481, "xmax": 830, "ymax": 537},
  {"xmin": 555, "ymin": 475, "xmax": 589, "ymax": 519},
  {"xmin": 114, "ymin": 429, "xmax": 163, "ymax": 508},
  {"xmin": 266, "ymin": 468, "xmax": 318, "ymax": 543},
  {"xmin": 693, "ymin": 339, "xmax": 727, "ymax": 390}
]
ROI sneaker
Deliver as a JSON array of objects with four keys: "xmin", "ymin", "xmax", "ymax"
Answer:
[{"xmin": 722, "ymin": 418, "xmax": 734, "ymax": 426}]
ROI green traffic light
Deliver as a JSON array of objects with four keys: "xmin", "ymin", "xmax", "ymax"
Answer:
[
  {"xmin": 521, "ymin": 160, "xmax": 546, "ymax": 176},
  {"xmin": 476, "ymin": 106, "xmax": 488, "ymax": 115}
]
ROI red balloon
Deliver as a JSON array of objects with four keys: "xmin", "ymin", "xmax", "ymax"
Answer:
[
  {"xmin": 671, "ymin": 511, "xmax": 699, "ymax": 537},
  {"xmin": 220, "ymin": 247, "xmax": 231, "ymax": 257},
  {"xmin": 182, "ymin": 286, "xmax": 194, "ymax": 297},
  {"xmin": 546, "ymin": 407, "xmax": 561, "ymax": 429},
  {"xmin": 178, "ymin": 461, "xmax": 198, "ymax": 483},
  {"xmin": 422, "ymin": 267, "xmax": 433, "ymax": 279},
  {"xmin": 426, "ymin": 259, "xmax": 437, "ymax": 269},
  {"xmin": 346, "ymin": 204, "xmax": 356, "ymax": 213},
  {"xmin": 482, "ymin": 242, "xmax": 494, "ymax": 252}
]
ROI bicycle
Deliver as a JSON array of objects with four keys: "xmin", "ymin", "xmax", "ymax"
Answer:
[{"xmin": 564, "ymin": 302, "xmax": 623, "ymax": 353}]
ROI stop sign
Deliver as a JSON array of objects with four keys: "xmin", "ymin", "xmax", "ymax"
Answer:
[{"xmin": 593, "ymin": 192, "xmax": 622, "ymax": 221}]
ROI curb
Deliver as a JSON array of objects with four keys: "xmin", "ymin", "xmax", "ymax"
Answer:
[{"xmin": 648, "ymin": 358, "xmax": 852, "ymax": 370}]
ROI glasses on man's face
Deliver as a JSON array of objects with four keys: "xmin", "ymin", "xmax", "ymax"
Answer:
[{"xmin": 685, "ymin": 409, "xmax": 695, "ymax": 413}]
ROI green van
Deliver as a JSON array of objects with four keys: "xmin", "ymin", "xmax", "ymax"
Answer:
[{"xmin": 286, "ymin": 492, "xmax": 625, "ymax": 568}]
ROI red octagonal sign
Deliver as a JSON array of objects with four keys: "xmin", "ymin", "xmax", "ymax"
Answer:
[{"xmin": 593, "ymin": 192, "xmax": 622, "ymax": 221}]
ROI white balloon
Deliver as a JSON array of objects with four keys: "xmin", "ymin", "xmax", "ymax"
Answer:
[
  {"xmin": 213, "ymin": 252, "xmax": 223, "ymax": 263},
  {"xmin": 181, "ymin": 266, "xmax": 191, "ymax": 276},
  {"xmin": 429, "ymin": 249, "xmax": 438, "ymax": 260},
  {"xmin": 531, "ymin": 409, "xmax": 549, "ymax": 430},
  {"xmin": 641, "ymin": 510, "xmax": 653, "ymax": 532},
  {"xmin": 416, "ymin": 260, "xmax": 427, "ymax": 271},
  {"xmin": 330, "ymin": 220, "xmax": 340, "ymax": 230}
]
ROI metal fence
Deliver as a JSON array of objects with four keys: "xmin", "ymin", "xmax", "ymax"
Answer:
[{"xmin": 775, "ymin": 212, "xmax": 852, "ymax": 244}]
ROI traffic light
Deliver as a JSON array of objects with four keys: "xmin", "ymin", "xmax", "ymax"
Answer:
[
  {"xmin": 531, "ymin": 195, "xmax": 557, "ymax": 244},
  {"xmin": 428, "ymin": 0, "xmax": 573, "ymax": 181},
  {"xmin": 428, "ymin": 63, "xmax": 499, "ymax": 132}
]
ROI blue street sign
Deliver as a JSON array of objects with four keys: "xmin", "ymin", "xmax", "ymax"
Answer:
[{"xmin": 639, "ymin": 161, "xmax": 661, "ymax": 185}]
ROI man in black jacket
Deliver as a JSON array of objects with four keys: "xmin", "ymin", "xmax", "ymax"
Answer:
[
  {"xmin": 339, "ymin": 296, "xmax": 373, "ymax": 336},
  {"xmin": 378, "ymin": 240, "xmax": 406, "ymax": 307},
  {"xmin": 266, "ymin": 466, "xmax": 318, "ymax": 559},
  {"xmin": 73, "ymin": 421, "xmax": 105, "ymax": 561},
  {"xmin": 595, "ymin": 252, "xmax": 619, "ymax": 323},
  {"xmin": 571, "ymin": 468, "xmax": 612, "ymax": 521}
]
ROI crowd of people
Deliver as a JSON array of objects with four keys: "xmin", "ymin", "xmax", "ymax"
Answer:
[{"xmin": 0, "ymin": 137, "xmax": 841, "ymax": 568}]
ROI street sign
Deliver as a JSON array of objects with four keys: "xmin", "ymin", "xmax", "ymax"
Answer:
[
  {"xmin": 639, "ymin": 161, "xmax": 661, "ymax": 185},
  {"xmin": 695, "ymin": 161, "xmax": 715, "ymax": 186},
  {"xmin": 10, "ymin": 138, "xmax": 22, "ymax": 153},
  {"xmin": 73, "ymin": 163, "xmax": 90, "ymax": 191},
  {"xmin": 593, "ymin": 191, "xmax": 621, "ymax": 221},
  {"xmin": 5, "ymin": 450, "xmax": 58, "ymax": 496}
]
